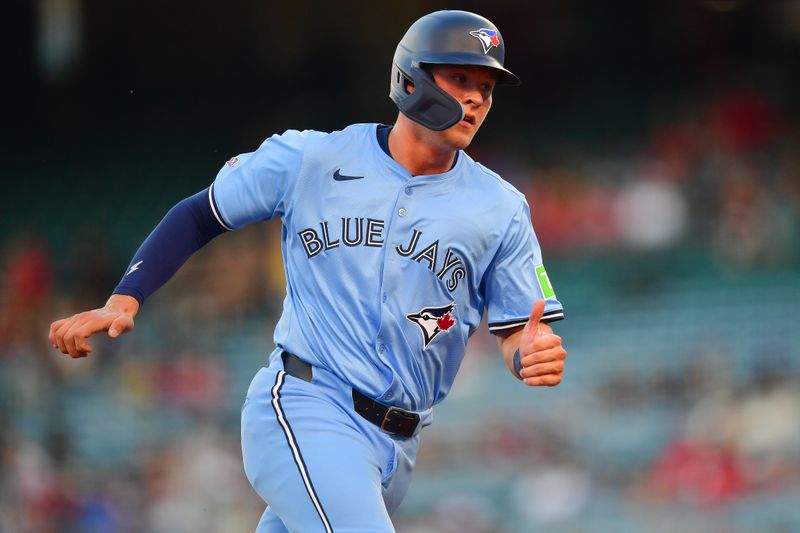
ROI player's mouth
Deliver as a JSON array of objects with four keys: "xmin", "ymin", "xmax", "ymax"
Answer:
[{"xmin": 460, "ymin": 114, "xmax": 477, "ymax": 127}]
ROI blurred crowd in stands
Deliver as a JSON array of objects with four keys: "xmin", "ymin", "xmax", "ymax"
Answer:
[
  {"xmin": 395, "ymin": 338, "xmax": 800, "ymax": 532},
  {"xmin": 517, "ymin": 87, "xmax": 799, "ymax": 267},
  {"xmin": 0, "ymin": 227, "xmax": 271, "ymax": 532}
]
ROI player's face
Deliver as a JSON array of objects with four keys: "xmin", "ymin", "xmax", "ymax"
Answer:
[{"xmin": 430, "ymin": 65, "xmax": 496, "ymax": 149}]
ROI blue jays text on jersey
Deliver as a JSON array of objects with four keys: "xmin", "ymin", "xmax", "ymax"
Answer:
[
  {"xmin": 297, "ymin": 220, "xmax": 467, "ymax": 292},
  {"xmin": 211, "ymin": 123, "xmax": 564, "ymax": 412}
]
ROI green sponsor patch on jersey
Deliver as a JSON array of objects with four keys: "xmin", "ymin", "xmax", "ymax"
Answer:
[{"xmin": 535, "ymin": 264, "xmax": 556, "ymax": 299}]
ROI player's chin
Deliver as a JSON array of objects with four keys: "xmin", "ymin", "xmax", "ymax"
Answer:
[{"xmin": 442, "ymin": 128, "xmax": 477, "ymax": 151}]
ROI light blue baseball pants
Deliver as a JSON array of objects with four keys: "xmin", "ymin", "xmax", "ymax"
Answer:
[{"xmin": 241, "ymin": 351, "xmax": 430, "ymax": 532}]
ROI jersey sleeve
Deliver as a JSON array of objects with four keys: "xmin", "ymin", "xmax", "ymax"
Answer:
[
  {"xmin": 210, "ymin": 129, "xmax": 310, "ymax": 229},
  {"xmin": 484, "ymin": 200, "xmax": 564, "ymax": 334}
]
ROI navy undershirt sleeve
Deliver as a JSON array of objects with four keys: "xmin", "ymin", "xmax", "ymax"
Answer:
[{"xmin": 112, "ymin": 188, "xmax": 228, "ymax": 306}]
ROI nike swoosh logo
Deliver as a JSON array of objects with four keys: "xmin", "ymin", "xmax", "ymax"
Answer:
[{"xmin": 333, "ymin": 169, "xmax": 364, "ymax": 181}]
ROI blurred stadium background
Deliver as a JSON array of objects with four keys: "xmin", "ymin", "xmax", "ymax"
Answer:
[{"xmin": 2, "ymin": 1, "xmax": 800, "ymax": 531}]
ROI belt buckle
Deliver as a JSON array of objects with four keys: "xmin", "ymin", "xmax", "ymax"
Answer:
[{"xmin": 380, "ymin": 407, "xmax": 418, "ymax": 436}]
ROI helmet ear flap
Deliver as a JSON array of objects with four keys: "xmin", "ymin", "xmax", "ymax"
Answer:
[{"xmin": 395, "ymin": 65, "xmax": 464, "ymax": 131}]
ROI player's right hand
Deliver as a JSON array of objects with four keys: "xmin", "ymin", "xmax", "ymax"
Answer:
[{"xmin": 49, "ymin": 294, "xmax": 140, "ymax": 358}]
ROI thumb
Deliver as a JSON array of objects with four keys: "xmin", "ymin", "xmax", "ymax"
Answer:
[
  {"xmin": 524, "ymin": 300, "xmax": 545, "ymax": 336},
  {"xmin": 108, "ymin": 314, "xmax": 133, "ymax": 338}
]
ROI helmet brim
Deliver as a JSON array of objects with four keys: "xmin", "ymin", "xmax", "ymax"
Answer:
[{"xmin": 414, "ymin": 51, "xmax": 521, "ymax": 86}]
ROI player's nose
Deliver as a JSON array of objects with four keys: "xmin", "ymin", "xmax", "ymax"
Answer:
[{"xmin": 461, "ymin": 84, "xmax": 485, "ymax": 106}]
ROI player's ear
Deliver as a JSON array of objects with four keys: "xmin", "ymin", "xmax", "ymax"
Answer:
[{"xmin": 403, "ymin": 69, "xmax": 418, "ymax": 94}]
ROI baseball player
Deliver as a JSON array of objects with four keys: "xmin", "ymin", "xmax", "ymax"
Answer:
[{"xmin": 49, "ymin": 10, "xmax": 566, "ymax": 532}]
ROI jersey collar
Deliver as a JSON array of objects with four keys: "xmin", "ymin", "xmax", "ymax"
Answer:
[{"xmin": 372, "ymin": 123, "xmax": 463, "ymax": 183}]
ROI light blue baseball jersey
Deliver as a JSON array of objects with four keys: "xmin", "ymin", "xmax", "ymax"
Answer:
[{"xmin": 211, "ymin": 123, "xmax": 564, "ymax": 411}]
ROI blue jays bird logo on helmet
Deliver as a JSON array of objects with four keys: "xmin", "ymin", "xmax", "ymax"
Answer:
[
  {"xmin": 469, "ymin": 28, "xmax": 500, "ymax": 54},
  {"xmin": 406, "ymin": 303, "xmax": 457, "ymax": 348}
]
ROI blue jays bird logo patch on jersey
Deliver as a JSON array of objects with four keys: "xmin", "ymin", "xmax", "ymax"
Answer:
[
  {"xmin": 469, "ymin": 28, "xmax": 500, "ymax": 54},
  {"xmin": 406, "ymin": 303, "xmax": 457, "ymax": 348}
]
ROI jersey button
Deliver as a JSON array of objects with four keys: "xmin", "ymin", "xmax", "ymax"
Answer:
[
  {"xmin": 382, "ymin": 293, "xmax": 388, "ymax": 303},
  {"xmin": 377, "ymin": 344, "xmax": 386, "ymax": 353},
  {"xmin": 385, "ymin": 392, "xmax": 393, "ymax": 400},
  {"xmin": 398, "ymin": 208, "xmax": 406, "ymax": 217},
  {"xmin": 404, "ymin": 186, "xmax": 412, "ymax": 195}
]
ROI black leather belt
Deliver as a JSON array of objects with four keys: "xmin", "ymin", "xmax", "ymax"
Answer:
[
  {"xmin": 281, "ymin": 352, "xmax": 420, "ymax": 438},
  {"xmin": 282, "ymin": 351, "xmax": 313, "ymax": 382}
]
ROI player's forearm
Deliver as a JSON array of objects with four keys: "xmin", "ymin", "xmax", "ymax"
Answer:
[{"xmin": 112, "ymin": 188, "xmax": 228, "ymax": 306}]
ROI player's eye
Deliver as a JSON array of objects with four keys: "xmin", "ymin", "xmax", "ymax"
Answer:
[{"xmin": 452, "ymin": 74, "xmax": 466, "ymax": 83}]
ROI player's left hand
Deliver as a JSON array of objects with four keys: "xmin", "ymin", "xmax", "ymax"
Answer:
[{"xmin": 517, "ymin": 300, "xmax": 567, "ymax": 387}]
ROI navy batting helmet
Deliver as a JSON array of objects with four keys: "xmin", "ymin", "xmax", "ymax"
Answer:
[{"xmin": 390, "ymin": 10, "xmax": 520, "ymax": 131}]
